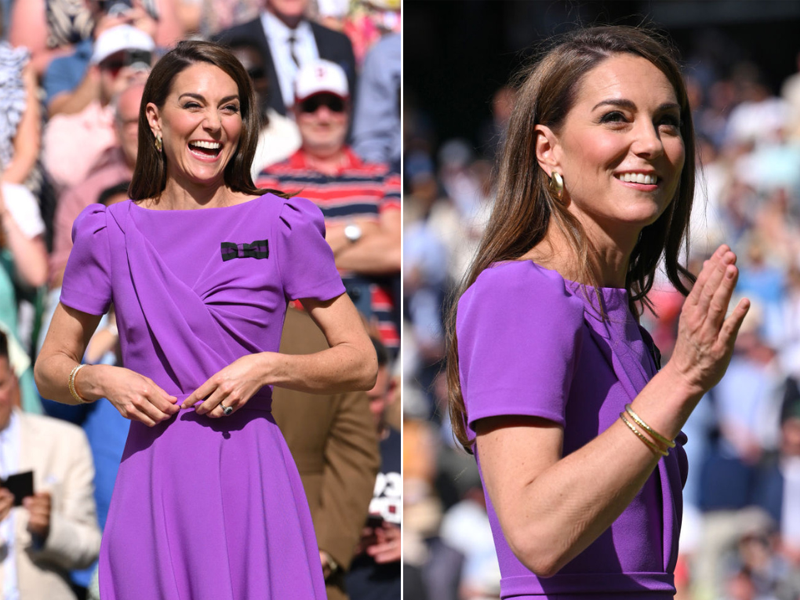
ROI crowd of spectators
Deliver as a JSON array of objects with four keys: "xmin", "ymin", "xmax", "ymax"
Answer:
[
  {"xmin": 1, "ymin": 0, "xmax": 400, "ymax": 597},
  {"xmin": 403, "ymin": 32, "xmax": 800, "ymax": 600}
]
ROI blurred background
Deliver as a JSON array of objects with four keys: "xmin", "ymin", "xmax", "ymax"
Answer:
[{"xmin": 402, "ymin": 2, "xmax": 800, "ymax": 600}]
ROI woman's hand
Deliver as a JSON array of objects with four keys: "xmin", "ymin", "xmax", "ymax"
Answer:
[
  {"xmin": 93, "ymin": 366, "xmax": 179, "ymax": 427},
  {"xmin": 181, "ymin": 354, "xmax": 272, "ymax": 417},
  {"xmin": 668, "ymin": 244, "xmax": 750, "ymax": 399}
]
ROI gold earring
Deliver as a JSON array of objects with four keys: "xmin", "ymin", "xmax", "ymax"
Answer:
[
  {"xmin": 549, "ymin": 171, "xmax": 564, "ymax": 199},
  {"xmin": 154, "ymin": 134, "xmax": 162, "ymax": 152}
]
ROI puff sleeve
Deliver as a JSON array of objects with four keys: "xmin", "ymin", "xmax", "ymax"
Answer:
[
  {"xmin": 60, "ymin": 205, "xmax": 112, "ymax": 315},
  {"xmin": 274, "ymin": 197, "xmax": 346, "ymax": 302},
  {"xmin": 456, "ymin": 262, "xmax": 585, "ymax": 442}
]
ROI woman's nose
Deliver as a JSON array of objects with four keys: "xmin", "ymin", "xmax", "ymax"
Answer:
[{"xmin": 632, "ymin": 120, "xmax": 664, "ymax": 158}]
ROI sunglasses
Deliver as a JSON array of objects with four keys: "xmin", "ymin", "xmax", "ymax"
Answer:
[
  {"xmin": 299, "ymin": 95, "xmax": 346, "ymax": 114},
  {"xmin": 101, "ymin": 50, "xmax": 153, "ymax": 78}
]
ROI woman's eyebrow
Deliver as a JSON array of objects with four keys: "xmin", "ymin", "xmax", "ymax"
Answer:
[{"xmin": 592, "ymin": 99, "xmax": 681, "ymax": 113}]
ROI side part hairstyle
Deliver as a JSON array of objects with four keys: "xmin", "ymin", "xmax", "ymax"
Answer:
[
  {"xmin": 447, "ymin": 25, "xmax": 698, "ymax": 451},
  {"xmin": 130, "ymin": 40, "xmax": 285, "ymax": 201}
]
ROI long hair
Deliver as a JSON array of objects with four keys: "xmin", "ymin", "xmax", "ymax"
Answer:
[
  {"xmin": 130, "ymin": 40, "xmax": 284, "ymax": 201},
  {"xmin": 446, "ymin": 25, "xmax": 698, "ymax": 451}
]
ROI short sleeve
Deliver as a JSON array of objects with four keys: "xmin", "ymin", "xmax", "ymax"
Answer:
[
  {"xmin": 275, "ymin": 197, "xmax": 346, "ymax": 301},
  {"xmin": 60, "ymin": 205, "xmax": 112, "ymax": 315},
  {"xmin": 456, "ymin": 262, "xmax": 585, "ymax": 440}
]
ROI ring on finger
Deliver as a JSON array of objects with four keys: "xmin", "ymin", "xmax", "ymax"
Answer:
[{"xmin": 220, "ymin": 403, "xmax": 233, "ymax": 416}]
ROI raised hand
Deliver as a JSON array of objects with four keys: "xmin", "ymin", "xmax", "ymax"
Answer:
[{"xmin": 669, "ymin": 244, "xmax": 750, "ymax": 398}]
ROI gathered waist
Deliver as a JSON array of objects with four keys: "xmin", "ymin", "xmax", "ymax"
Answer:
[
  {"xmin": 501, "ymin": 572, "xmax": 675, "ymax": 599},
  {"xmin": 172, "ymin": 387, "xmax": 273, "ymax": 414}
]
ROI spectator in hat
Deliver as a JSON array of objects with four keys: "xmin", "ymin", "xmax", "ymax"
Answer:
[
  {"xmin": 41, "ymin": 25, "xmax": 153, "ymax": 192},
  {"xmin": 215, "ymin": 0, "xmax": 356, "ymax": 116},
  {"xmin": 257, "ymin": 59, "xmax": 401, "ymax": 355},
  {"xmin": 44, "ymin": 21, "xmax": 155, "ymax": 116}
]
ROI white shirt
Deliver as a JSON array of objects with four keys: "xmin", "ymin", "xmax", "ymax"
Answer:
[
  {"xmin": 0, "ymin": 411, "xmax": 21, "ymax": 600},
  {"xmin": 261, "ymin": 10, "xmax": 319, "ymax": 110}
]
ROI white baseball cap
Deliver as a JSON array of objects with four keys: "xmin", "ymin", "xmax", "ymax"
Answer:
[
  {"xmin": 294, "ymin": 60, "xmax": 349, "ymax": 103},
  {"xmin": 92, "ymin": 25, "xmax": 155, "ymax": 65}
]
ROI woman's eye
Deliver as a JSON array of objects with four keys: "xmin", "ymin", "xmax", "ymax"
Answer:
[
  {"xmin": 223, "ymin": 104, "xmax": 240, "ymax": 114},
  {"xmin": 600, "ymin": 111, "xmax": 627, "ymax": 124},
  {"xmin": 183, "ymin": 102, "xmax": 201, "ymax": 109},
  {"xmin": 658, "ymin": 114, "xmax": 681, "ymax": 129}
]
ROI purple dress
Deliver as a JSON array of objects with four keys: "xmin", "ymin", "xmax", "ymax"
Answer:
[
  {"xmin": 60, "ymin": 194, "xmax": 345, "ymax": 599},
  {"xmin": 457, "ymin": 261, "xmax": 688, "ymax": 599}
]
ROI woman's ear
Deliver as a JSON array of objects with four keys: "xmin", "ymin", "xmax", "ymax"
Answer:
[
  {"xmin": 145, "ymin": 102, "xmax": 161, "ymax": 139},
  {"xmin": 534, "ymin": 124, "xmax": 561, "ymax": 177}
]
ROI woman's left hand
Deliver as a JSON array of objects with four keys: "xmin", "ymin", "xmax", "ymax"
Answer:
[{"xmin": 182, "ymin": 354, "xmax": 274, "ymax": 417}]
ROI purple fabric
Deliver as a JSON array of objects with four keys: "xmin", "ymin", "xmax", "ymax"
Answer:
[
  {"xmin": 457, "ymin": 261, "xmax": 688, "ymax": 599},
  {"xmin": 61, "ymin": 194, "xmax": 345, "ymax": 599}
]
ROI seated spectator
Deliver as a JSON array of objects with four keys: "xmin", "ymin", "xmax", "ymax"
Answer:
[
  {"xmin": 0, "ymin": 330, "xmax": 101, "ymax": 599},
  {"xmin": 226, "ymin": 41, "xmax": 301, "ymax": 177},
  {"xmin": 48, "ymin": 82, "xmax": 144, "ymax": 289},
  {"xmin": 351, "ymin": 31, "xmax": 399, "ymax": 170},
  {"xmin": 346, "ymin": 337, "xmax": 401, "ymax": 600},
  {"xmin": 41, "ymin": 26, "xmax": 151, "ymax": 192},
  {"xmin": 0, "ymin": 39, "xmax": 40, "ymax": 187},
  {"xmin": 257, "ymin": 60, "xmax": 401, "ymax": 354},
  {"xmin": 215, "ymin": 0, "xmax": 357, "ymax": 117},
  {"xmin": 10, "ymin": 0, "xmax": 180, "ymax": 78}
]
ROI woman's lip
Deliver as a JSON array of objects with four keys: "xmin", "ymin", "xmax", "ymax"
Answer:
[
  {"xmin": 187, "ymin": 144, "xmax": 223, "ymax": 162},
  {"xmin": 615, "ymin": 177, "xmax": 659, "ymax": 190}
]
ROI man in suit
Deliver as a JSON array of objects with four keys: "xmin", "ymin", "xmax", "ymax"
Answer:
[
  {"xmin": 0, "ymin": 332, "xmax": 101, "ymax": 599},
  {"xmin": 272, "ymin": 306, "xmax": 380, "ymax": 600},
  {"xmin": 215, "ymin": 0, "xmax": 357, "ymax": 116}
]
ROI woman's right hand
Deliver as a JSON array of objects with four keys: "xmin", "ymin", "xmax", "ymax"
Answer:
[
  {"xmin": 668, "ymin": 244, "xmax": 750, "ymax": 400},
  {"xmin": 88, "ymin": 365, "xmax": 179, "ymax": 427}
]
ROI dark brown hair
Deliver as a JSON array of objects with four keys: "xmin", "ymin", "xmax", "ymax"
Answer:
[
  {"xmin": 447, "ymin": 25, "xmax": 698, "ymax": 451},
  {"xmin": 130, "ymin": 40, "xmax": 284, "ymax": 201}
]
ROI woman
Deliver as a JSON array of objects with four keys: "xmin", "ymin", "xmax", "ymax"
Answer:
[
  {"xmin": 447, "ymin": 26, "xmax": 750, "ymax": 598},
  {"xmin": 35, "ymin": 40, "xmax": 376, "ymax": 599}
]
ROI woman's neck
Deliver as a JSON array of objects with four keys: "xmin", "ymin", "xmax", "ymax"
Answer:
[
  {"xmin": 153, "ymin": 178, "xmax": 247, "ymax": 210},
  {"xmin": 524, "ymin": 218, "xmax": 639, "ymax": 289}
]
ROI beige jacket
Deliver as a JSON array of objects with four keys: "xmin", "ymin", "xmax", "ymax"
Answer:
[{"xmin": 0, "ymin": 411, "xmax": 101, "ymax": 599}]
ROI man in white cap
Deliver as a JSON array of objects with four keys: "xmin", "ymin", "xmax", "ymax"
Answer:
[
  {"xmin": 41, "ymin": 25, "xmax": 154, "ymax": 192},
  {"xmin": 257, "ymin": 59, "xmax": 400, "ymax": 600},
  {"xmin": 216, "ymin": 0, "xmax": 356, "ymax": 116}
]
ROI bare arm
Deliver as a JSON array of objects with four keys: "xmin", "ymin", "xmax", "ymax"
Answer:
[
  {"xmin": 475, "ymin": 245, "xmax": 750, "ymax": 577},
  {"xmin": 3, "ymin": 66, "xmax": 41, "ymax": 185},
  {"xmin": 183, "ymin": 292, "xmax": 378, "ymax": 416},
  {"xmin": 326, "ymin": 207, "xmax": 401, "ymax": 275},
  {"xmin": 35, "ymin": 303, "xmax": 179, "ymax": 424},
  {"xmin": 47, "ymin": 66, "xmax": 101, "ymax": 117}
]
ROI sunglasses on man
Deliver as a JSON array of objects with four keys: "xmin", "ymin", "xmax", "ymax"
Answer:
[
  {"xmin": 100, "ymin": 50, "xmax": 153, "ymax": 77},
  {"xmin": 298, "ymin": 94, "xmax": 346, "ymax": 114}
]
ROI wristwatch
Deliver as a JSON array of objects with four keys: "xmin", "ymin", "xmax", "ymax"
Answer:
[{"xmin": 344, "ymin": 223, "xmax": 362, "ymax": 244}]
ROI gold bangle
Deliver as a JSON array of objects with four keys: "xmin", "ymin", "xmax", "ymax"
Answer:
[
  {"xmin": 68, "ymin": 364, "xmax": 91, "ymax": 404},
  {"xmin": 620, "ymin": 413, "xmax": 669, "ymax": 457},
  {"xmin": 625, "ymin": 404, "xmax": 675, "ymax": 449}
]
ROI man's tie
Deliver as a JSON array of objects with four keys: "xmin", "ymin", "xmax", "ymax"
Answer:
[{"xmin": 288, "ymin": 34, "xmax": 300, "ymax": 68}]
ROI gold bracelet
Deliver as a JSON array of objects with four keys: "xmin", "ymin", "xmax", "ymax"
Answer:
[
  {"xmin": 624, "ymin": 404, "xmax": 675, "ymax": 449},
  {"xmin": 68, "ymin": 364, "xmax": 91, "ymax": 404},
  {"xmin": 620, "ymin": 413, "xmax": 669, "ymax": 457}
]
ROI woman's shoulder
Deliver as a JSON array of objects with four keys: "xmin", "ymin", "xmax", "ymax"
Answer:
[
  {"xmin": 463, "ymin": 260, "xmax": 575, "ymax": 304},
  {"xmin": 458, "ymin": 260, "xmax": 585, "ymax": 330}
]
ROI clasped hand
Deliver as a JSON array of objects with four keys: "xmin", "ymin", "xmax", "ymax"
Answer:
[
  {"xmin": 669, "ymin": 244, "xmax": 750, "ymax": 398},
  {"xmin": 106, "ymin": 354, "xmax": 271, "ymax": 425}
]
